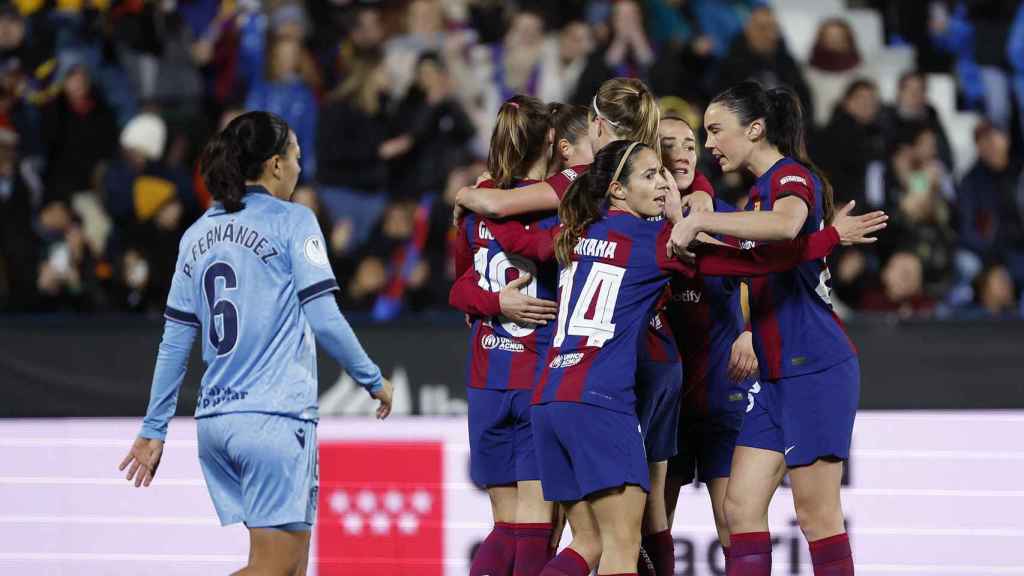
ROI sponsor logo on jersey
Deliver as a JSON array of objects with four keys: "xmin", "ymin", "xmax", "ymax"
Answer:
[
  {"xmin": 739, "ymin": 239, "xmax": 756, "ymax": 250},
  {"xmin": 779, "ymin": 175, "xmax": 808, "ymax": 187},
  {"xmin": 673, "ymin": 289, "xmax": 702, "ymax": 304},
  {"xmin": 649, "ymin": 314, "xmax": 664, "ymax": 330},
  {"xmin": 561, "ymin": 168, "xmax": 579, "ymax": 181},
  {"xmin": 304, "ymin": 235, "xmax": 330, "ymax": 267},
  {"xmin": 573, "ymin": 237, "xmax": 618, "ymax": 259},
  {"xmin": 549, "ymin": 352, "xmax": 585, "ymax": 369},
  {"xmin": 480, "ymin": 333, "xmax": 525, "ymax": 353}
]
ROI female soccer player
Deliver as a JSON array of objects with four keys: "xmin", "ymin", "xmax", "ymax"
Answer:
[
  {"xmin": 669, "ymin": 81, "xmax": 866, "ymax": 575},
  {"xmin": 455, "ymin": 80, "xmax": 703, "ymax": 574},
  {"xmin": 449, "ymin": 95, "xmax": 565, "ymax": 576},
  {"xmin": 658, "ymin": 115, "xmax": 760, "ymax": 567},
  {"xmin": 118, "ymin": 111, "xmax": 394, "ymax": 576},
  {"xmin": 485, "ymin": 140, "xmax": 884, "ymax": 576},
  {"xmin": 453, "ymin": 77, "xmax": 714, "ymax": 219}
]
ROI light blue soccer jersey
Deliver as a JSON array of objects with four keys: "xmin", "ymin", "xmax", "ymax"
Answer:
[{"xmin": 163, "ymin": 186, "xmax": 337, "ymax": 422}]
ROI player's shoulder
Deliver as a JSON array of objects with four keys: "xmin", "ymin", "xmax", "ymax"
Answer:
[{"xmin": 771, "ymin": 159, "xmax": 814, "ymax": 189}]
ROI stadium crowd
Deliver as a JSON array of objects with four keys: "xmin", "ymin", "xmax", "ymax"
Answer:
[{"xmin": 0, "ymin": 0, "xmax": 1022, "ymax": 320}]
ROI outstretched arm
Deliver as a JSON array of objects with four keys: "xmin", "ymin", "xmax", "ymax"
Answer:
[
  {"xmin": 457, "ymin": 182, "xmax": 560, "ymax": 219},
  {"xmin": 694, "ymin": 227, "xmax": 840, "ymax": 277}
]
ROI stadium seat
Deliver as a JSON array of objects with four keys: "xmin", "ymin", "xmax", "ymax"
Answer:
[
  {"xmin": 927, "ymin": 73, "xmax": 958, "ymax": 120},
  {"xmin": 776, "ymin": 9, "xmax": 835, "ymax": 62},
  {"xmin": 946, "ymin": 111, "xmax": 982, "ymax": 177},
  {"xmin": 846, "ymin": 8, "xmax": 884, "ymax": 59},
  {"xmin": 868, "ymin": 46, "xmax": 916, "ymax": 101}
]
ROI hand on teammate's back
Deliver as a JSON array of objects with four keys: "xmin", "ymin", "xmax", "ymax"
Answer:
[
  {"xmin": 832, "ymin": 201, "xmax": 888, "ymax": 245},
  {"xmin": 118, "ymin": 437, "xmax": 164, "ymax": 488},
  {"xmin": 372, "ymin": 378, "xmax": 394, "ymax": 420},
  {"xmin": 499, "ymin": 273, "xmax": 558, "ymax": 326}
]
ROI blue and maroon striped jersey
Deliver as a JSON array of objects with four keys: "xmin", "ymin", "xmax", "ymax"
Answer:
[
  {"xmin": 486, "ymin": 210, "xmax": 843, "ymax": 414},
  {"xmin": 451, "ymin": 179, "xmax": 561, "ymax": 391},
  {"xmin": 665, "ymin": 199, "xmax": 747, "ymax": 415},
  {"xmin": 743, "ymin": 157, "xmax": 857, "ymax": 381}
]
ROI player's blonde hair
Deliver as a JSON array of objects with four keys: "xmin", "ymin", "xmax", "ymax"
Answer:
[
  {"xmin": 487, "ymin": 95, "xmax": 550, "ymax": 189},
  {"xmin": 592, "ymin": 77, "xmax": 661, "ymax": 154}
]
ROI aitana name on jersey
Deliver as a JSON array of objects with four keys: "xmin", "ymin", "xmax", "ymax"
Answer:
[
  {"xmin": 574, "ymin": 237, "xmax": 618, "ymax": 259},
  {"xmin": 182, "ymin": 222, "xmax": 280, "ymax": 278}
]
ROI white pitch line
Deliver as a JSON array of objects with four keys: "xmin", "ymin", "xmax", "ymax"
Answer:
[
  {"xmin": 0, "ymin": 552, "xmax": 246, "ymax": 562},
  {"xmin": 0, "ymin": 515, "xmax": 219, "ymax": 525}
]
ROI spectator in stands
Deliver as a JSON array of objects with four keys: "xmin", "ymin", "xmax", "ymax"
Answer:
[
  {"xmin": 880, "ymin": 71, "xmax": 955, "ymax": 171},
  {"xmin": 0, "ymin": 126, "xmax": 38, "ymax": 311},
  {"xmin": 805, "ymin": 18, "xmax": 864, "ymax": 127},
  {"xmin": 957, "ymin": 121, "xmax": 1024, "ymax": 287},
  {"xmin": 317, "ymin": 50, "xmax": 407, "ymax": 257},
  {"xmin": 390, "ymin": 53, "xmax": 476, "ymax": 199},
  {"xmin": 456, "ymin": 9, "xmax": 546, "ymax": 146},
  {"xmin": 879, "ymin": 141, "xmax": 957, "ymax": 298},
  {"xmin": 34, "ymin": 204, "xmax": 103, "ymax": 313},
  {"xmin": 330, "ymin": 4, "xmax": 387, "ymax": 87},
  {"xmin": 41, "ymin": 56, "xmax": 118, "ymax": 206},
  {"xmin": 648, "ymin": 1, "xmax": 716, "ymax": 105},
  {"xmin": 714, "ymin": 4, "xmax": 814, "ymax": 122},
  {"xmin": 930, "ymin": 1, "xmax": 1015, "ymax": 132},
  {"xmin": 967, "ymin": 263, "xmax": 1019, "ymax": 318},
  {"xmin": 344, "ymin": 200, "xmax": 428, "ymax": 315},
  {"xmin": 245, "ymin": 29, "xmax": 319, "ymax": 181},
  {"xmin": 860, "ymin": 251, "xmax": 937, "ymax": 317},
  {"xmin": 572, "ymin": 0, "xmax": 655, "ymax": 104},
  {"xmin": 103, "ymin": 112, "xmax": 193, "ymax": 238},
  {"xmin": 385, "ymin": 0, "xmax": 447, "ymax": 101},
  {"xmin": 538, "ymin": 20, "xmax": 593, "ymax": 105},
  {"xmin": 817, "ymin": 79, "xmax": 885, "ymax": 209}
]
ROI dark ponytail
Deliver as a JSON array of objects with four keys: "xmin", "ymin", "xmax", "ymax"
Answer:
[
  {"xmin": 200, "ymin": 111, "xmax": 291, "ymax": 213},
  {"xmin": 547, "ymin": 102, "xmax": 589, "ymax": 173},
  {"xmin": 711, "ymin": 81, "xmax": 836, "ymax": 223},
  {"xmin": 555, "ymin": 140, "xmax": 649, "ymax": 265}
]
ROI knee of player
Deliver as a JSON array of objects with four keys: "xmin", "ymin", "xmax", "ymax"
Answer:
[
  {"xmin": 722, "ymin": 491, "xmax": 753, "ymax": 530},
  {"xmin": 792, "ymin": 497, "xmax": 843, "ymax": 535}
]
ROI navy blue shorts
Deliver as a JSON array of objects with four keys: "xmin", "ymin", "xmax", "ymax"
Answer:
[
  {"xmin": 531, "ymin": 402, "xmax": 650, "ymax": 502},
  {"xmin": 736, "ymin": 357, "xmax": 860, "ymax": 468},
  {"xmin": 667, "ymin": 406, "xmax": 745, "ymax": 485},
  {"xmin": 467, "ymin": 387, "xmax": 538, "ymax": 487},
  {"xmin": 636, "ymin": 360, "xmax": 683, "ymax": 462}
]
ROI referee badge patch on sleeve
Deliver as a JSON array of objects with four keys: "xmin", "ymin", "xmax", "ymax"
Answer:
[{"xmin": 304, "ymin": 236, "xmax": 330, "ymax": 267}]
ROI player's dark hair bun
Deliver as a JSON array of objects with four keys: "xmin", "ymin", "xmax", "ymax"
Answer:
[{"xmin": 200, "ymin": 111, "xmax": 291, "ymax": 213}]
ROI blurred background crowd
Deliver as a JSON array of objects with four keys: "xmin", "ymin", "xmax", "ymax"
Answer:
[{"xmin": 1, "ymin": 0, "xmax": 1023, "ymax": 321}]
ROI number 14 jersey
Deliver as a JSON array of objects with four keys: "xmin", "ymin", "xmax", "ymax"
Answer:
[{"xmin": 163, "ymin": 186, "xmax": 338, "ymax": 422}]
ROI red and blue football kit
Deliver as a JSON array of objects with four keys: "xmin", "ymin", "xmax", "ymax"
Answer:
[{"xmin": 736, "ymin": 157, "xmax": 861, "ymax": 467}]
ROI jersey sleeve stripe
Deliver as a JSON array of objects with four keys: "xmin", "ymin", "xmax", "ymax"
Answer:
[
  {"xmin": 298, "ymin": 279, "xmax": 340, "ymax": 305},
  {"xmin": 164, "ymin": 306, "xmax": 200, "ymax": 327}
]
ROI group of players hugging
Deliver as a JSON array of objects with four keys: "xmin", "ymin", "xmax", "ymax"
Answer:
[{"xmin": 452, "ymin": 77, "xmax": 887, "ymax": 576}]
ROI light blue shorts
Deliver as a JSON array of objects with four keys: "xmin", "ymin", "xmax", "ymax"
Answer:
[{"xmin": 197, "ymin": 412, "xmax": 318, "ymax": 531}]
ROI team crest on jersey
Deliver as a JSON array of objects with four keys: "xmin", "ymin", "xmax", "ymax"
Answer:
[
  {"xmin": 304, "ymin": 236, "xmax": 330, "ymax": 267},
  {"xmin": 481, "ymin": 333, "xmax": 524, "ymax": 353},
  {"xmin": 549, "ymin": 352, "xmax": 584, "ymax": 369}
]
